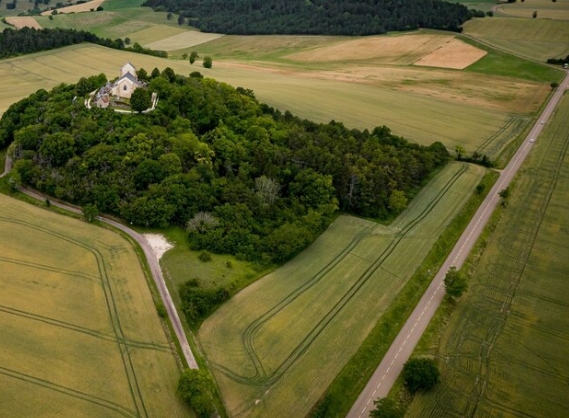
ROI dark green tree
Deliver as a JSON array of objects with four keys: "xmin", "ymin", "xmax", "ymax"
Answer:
[
  {"xmin": 402, "ymin": 358, "xmax": 440, "ymax": 394},
  {"xmin": 150, "ymin": 67, "xmax": 161, "ymax": 79},
  {"xmin": 203, "ymin": 56, "xmax": 212, "ymax": 68},
  {"xmin": 370, "ymin": 398, "xmax": 404, "ymax": 418},
  {"xmin": 177, "ymin": 369, "xmax": 216, "ymax": 418},
  {"xmin": 189, "ymin": 50, "xmax": 198, "ymax": 64},
  {"xmin": 83, "ymin": 203, "xmax": 99, "ymax": 222},
  {"xmin": 444, "ymin": 266, "xmax": 468, "ymax": 298},
  {"xmin": 130, "ymin": 88, "xmax": 152, "ymax": 113}
]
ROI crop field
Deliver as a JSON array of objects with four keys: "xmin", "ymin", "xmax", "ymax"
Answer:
[
  {"xmin": 406, "ymin": 94, "xmax": 569, "ymax": 417},
  {"xmin": 4, "ymin": 16, "xmax": 42, "ymax": 29},
  {"xmin": 463, "ymin": 18, "xmax": 569, "ymax": 62},
  {"xmin": 198, "ymin": 162, "xmax": 485, "ymax": 418},
  {"xmin": 0, "ymin": 193, "xmax": 189, "ymax": 418},
  {"xmin": 146, "ymin": 31, "xmax": 225, "ymax": 52},
  {"xmin": 40, "ymin": 0, "xmax": 105, "ymax": 16},
  {"xmin": 496, "ymin": 0, "xmax": 569, "ymax": 20}
]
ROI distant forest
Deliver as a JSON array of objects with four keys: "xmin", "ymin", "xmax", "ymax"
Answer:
[
  {"xmin": 142, "ymin": 0, "xmax": 471, "ymax": 35},
  {"xmin": 0, "ymin": 27, "xmax": 167, "ymax": 59},
  {"xmin": 1, "ymin": 70, "xmax": 450, "ymax": 264}
]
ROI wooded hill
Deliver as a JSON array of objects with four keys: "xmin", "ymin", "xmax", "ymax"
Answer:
[
  {"xmin": 142, "ymin": 0, "xmax": 471, "ymax": 35},
  {"xmin": 1, "ymin": 70, "xmax": 450, "ymax": 264}
]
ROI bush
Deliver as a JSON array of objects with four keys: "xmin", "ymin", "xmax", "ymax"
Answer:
[
  {"xmin": 199, "ymin": 251, "xmax": 212, "ymax": 262},
  {"xmin": 178, "ymin": 369, "xmax": 216, "ymax": 418}
]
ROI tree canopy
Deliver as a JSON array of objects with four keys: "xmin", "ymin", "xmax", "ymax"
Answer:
[
  {"xmin": 177, "ymin": 369, "xmax": 216, "ymax": 418},
  {"xmin": 443, "ymin": 266, "xmax": 468, "ymax": 298},
  {"xmin": 402, "ymin": 358, "xmax": 440, "ymax": 394},
  {"xmin": 142, "ymin": 0, "xmax": 471, "ymax": 35},
  {"xmin": 1, "ymin": 69, "xmax": 450, "ymax": 264},
  {"xmin": 0, "ymin": 27, "xmax": 167, "ymax": 59}
]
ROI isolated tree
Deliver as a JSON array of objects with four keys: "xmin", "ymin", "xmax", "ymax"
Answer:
[
  {"xmin": 130, "ymin": 88, "xmax": 152, "ymax": 113},
  {"xmin": 177, "ymin": 369, "xmax": 216, "ymax": 418},
  {"xmin": 455, "ymin": 145, "xmax": 466, "ymax": 160},
  {"xmin": 444, "ymin": 266, "xmax": 468, "ymax": 298},
  {"xmin": 532, "ymin": 10, "xmax": 538, "ymax": 18},
  {"xmin": 402, "ymin": 358, "xmax": 440, "ymax": 395},
  {"xmin": 189, "ymin": 50, "xmax": 199, "ymax": 64},
  {"xmin": 499, "ymin": 187, "xmax": 511, "ymax": 207},
  {"xmin": 83, "ymin": 203, "xmax": 99, "ymax": 223},
  {"xmin": 203, "ymin": 56, "xmax": 213, "ymax": 68},
  {"xmin": 550, "ymin": 81, "xmax": 559, "ymax": 90},
  {"xmin": 370, "ymin": 398, "xmax": 404, "ymax": 418}
]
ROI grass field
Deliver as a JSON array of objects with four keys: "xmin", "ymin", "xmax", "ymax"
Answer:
[
  {"xmin": 496, "ymin": 0, "xmax": 569, "ymax": 19},
  {"xmin": 0, "ymin": 193, "xmax": 190, "ymax": 418},
  {"xmin": 406, "ymin": 92, "xmax": 569, "ymax": 417},
  {"xmin": 198, "ymin": 162, "xmax": 485, "ymax": 418},
  {"xmin": 463, "ymin": 18, "xmax": 569, "ymax": 62}
]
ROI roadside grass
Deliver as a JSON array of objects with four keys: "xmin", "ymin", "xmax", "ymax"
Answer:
[
  {"xmin": 496, "ymin": 0, "xmax": 569, "ymax": 20},
  {"xmin": 314, "ymin": 168, "xmax": 498, "ymax": 418},
  {"xmin": 0, "ymin": 193, "xmax": 190, "ymax": 418},
  {"xmin": 462, "ymin": 36, "xmax": 564, "ymax": 82},
  {"xmin": 198, "ymin": 162, "xmax": 486, "ymax": 418},
  {"xmin": 406, "ymin": 92, "xmax": 569, "ymax": 417},
  {"xmin": 463, "ymin": 18, "xmax": 569, "ymax": 62}
]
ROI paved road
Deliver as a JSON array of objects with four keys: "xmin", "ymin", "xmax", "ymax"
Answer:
[
  {"xmin": 347, "ymin": 71, "xmax": 569, "ymax": 418},
  {"xmin": 1, "ymin": 156, "xmax": 198, "ymax": 369}
]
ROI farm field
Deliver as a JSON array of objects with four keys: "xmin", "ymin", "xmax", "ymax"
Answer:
[
  {"xmin": 406, "ymin": 92, "xmax": 569, "ymax": 417},
  {"xmin": 463, "ymin": 18, "xmax": 569, "ymax": 62},
  {"xmin": 0, "ymin": 193, "xmax": 189, "ymax": 418},
  {"xmin": 198, "ymin": 162, "xmax": 485, "ymax": 418},
  {"xmin": 40, "ymin": 0, "xmax": 105, "ymax": 16},
  {"xmin": 0, "ymin": 42, "xmax": 549, "ymax": 158},
  {"xmin": 495, "ymin": 0, "xmax": 569, "ymax": 20}
]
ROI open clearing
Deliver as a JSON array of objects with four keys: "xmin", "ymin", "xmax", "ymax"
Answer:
[
  {"xmin": 198, "ymin": 162, "xmax": 485, "ymax": 418},
  {"xmin": 407, "ymin": 91, "xmax": 569, "ymax": 417},
  {"xmin": 0, "ymin": 43, "xmax": 548, "ymax": 159},
  {"xmin": 40, "ymin": 0, "xmax": 105, "ymax": 16},
  {"xmin": 463, "ymin": 18, "xmax": 569, "ymax": 62},
  {"xmin": 5, "ymin": 17, "xmax": 42, "ymax": 29},
  {"xmin": 413, "ymin": 37, "xmax": 487, "ymax": 70},
  {"xmin": 0, "ymin": 193, "xmax": 189, "ymax": 418}
]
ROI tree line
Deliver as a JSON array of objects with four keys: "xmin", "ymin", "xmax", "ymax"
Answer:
[
  {"xmin": 1, "ymin": 69, "xmax": 450, "ymax": 264},
  {"xmin": 142, "ymin": 0, "xmax": 472, "ymax": 35},
  {"xmin": 0, "ymin": 27, "xmax": 167, "ymax": 59}
]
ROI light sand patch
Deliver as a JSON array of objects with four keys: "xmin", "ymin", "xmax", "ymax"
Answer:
[
  {"xmin": 5, "ymin": 17, "xmax": 42, "ymax": 29},
  {"xmin": 413, "ymin": 38, "xmax": 487, "ymax": 70},
  {"xmin": 145, "ymin": 31, "xmax": 224, "ymax": 51},
  {"xmin": 143, "ymin": 233, "xmax": 174, "ymax": 260},
  {"xmin": 286, "ymin": 33, "xmax": 453, "ymax": 65},
  {"xmin": 41, "ymin": 0, "xmax": 104, "ymax": 16}
]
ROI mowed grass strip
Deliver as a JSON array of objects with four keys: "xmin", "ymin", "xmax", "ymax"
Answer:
[
  {"xmin": 463, "ymin": 18, "xmax": 569, "ymax": 62},
  {"xmin": 0, "ymin": 194, "xmax": 189, "ymax": 418},
  {"xmin": 199, "ymin": 162, "xmax": 485, "ymax": 418},
  {"xmin": 406, "ymin": 92, "xmax": 569, "ymax": 417}
]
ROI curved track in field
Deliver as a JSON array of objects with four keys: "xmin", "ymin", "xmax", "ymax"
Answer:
[
  {"xmin": 0, "ymin": 216, "xmax": 148, "ymax": 417},
  {"xmin": 212, "ymin": 163, "xmax": 469, "ymax": 387}
]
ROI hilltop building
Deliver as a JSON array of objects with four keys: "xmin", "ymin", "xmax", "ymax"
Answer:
[{"xmin": 95, "ymin": 62, "xmax": 146, "ymax": 108}]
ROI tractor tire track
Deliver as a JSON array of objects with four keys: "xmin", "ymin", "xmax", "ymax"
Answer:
[
  {"xmin": 0, "ymin": 366, "xmax": 137, "ymax": 418},
  {"xmin": 216, "ymin": 164, "xmax": 468, "ymax": 385},
  {"xmin": 0, "ymin": 305, "xmax": 171, "ymax": 353},
  {"xmin": 0, "ymin": 254, "xmax": 100, "ymax": 282},
  {"xmin": 0, "ymin": 217, "xmax": 148, "ymax": 417}
]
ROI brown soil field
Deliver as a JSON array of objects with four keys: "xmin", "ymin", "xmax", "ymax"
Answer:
[
  {"xmin": 413, "ymin": 38, "xmax": 487, "ymax": 69},
  {"xmin": 286, "ymin": 33, "xmax": 453, "ymax": 65},
  {"xmin": 41, "ymin": 0, "xmax": 105, "ymax": 16},
  {"xmin": 5, "ymin": 17, "xmax": 42, "ymax": 29}
]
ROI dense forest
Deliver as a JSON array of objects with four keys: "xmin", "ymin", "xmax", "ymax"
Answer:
[
  {"xmin": 142, "ymin": 0, "xmax": 471, "ymax": 35},
  {"xmin": 1, "ymin": 70, "xmax": 450, "ymax": 264},
  {"xmin": 0, "ymin": 27, "xmax": 167, "ymax": 59}
]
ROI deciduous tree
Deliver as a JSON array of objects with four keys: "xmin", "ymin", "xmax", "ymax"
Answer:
[
  {"xmin": 402, "ymin": 358, "xmax": 440, "ymax": 394},
  {"xmin": 444, "ymin": 266, "xmax": 468, "ymax": 298}
]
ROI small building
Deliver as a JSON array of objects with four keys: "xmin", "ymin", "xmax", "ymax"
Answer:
[{"xmin": 110, "ymin": 62, "xmax": 144, "ymax": 99}]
